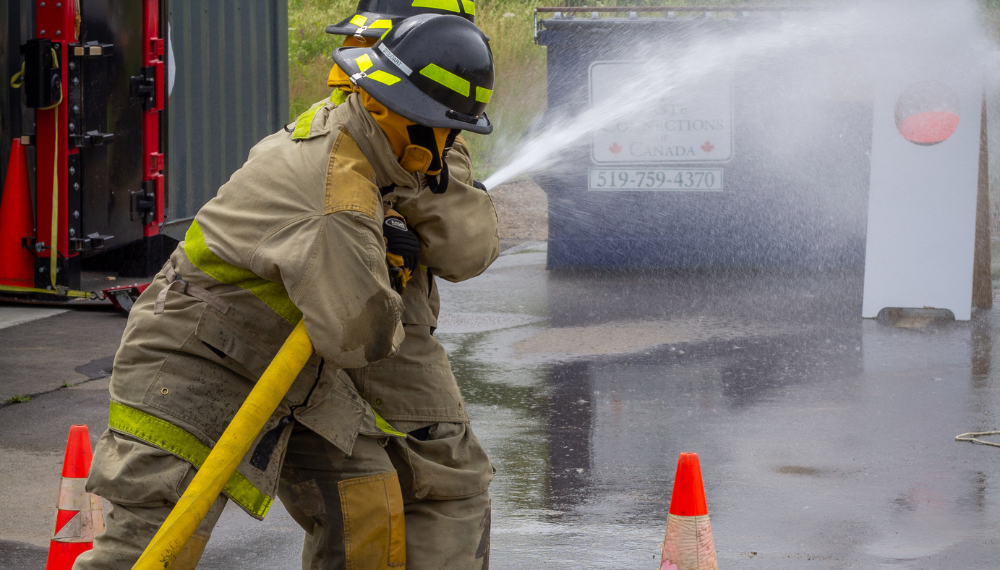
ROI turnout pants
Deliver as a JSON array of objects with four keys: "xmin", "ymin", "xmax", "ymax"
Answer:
[{"xmin": 73, "ymin": 423, "xmax": 492, "ymax": 570}]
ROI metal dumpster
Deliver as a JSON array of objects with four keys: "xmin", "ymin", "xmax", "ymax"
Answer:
[{"xmin": 534, "ymin": 7, "xmax": 872, "ymax": 269}]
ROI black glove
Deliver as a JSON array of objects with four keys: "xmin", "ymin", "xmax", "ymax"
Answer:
[
  {"xmin": 383, "ymin": 210, "xmax": 420, "ymax": 293},
  {"xmin": 472, "ymin": 180, "xmax": 487, "ymax": 191}
]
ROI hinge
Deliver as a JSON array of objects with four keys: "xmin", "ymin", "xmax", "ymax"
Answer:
[
  {"xmin": 148, "ymin": 152, "xmax": 164, "ymax": 175},
  {"xmin": 130, "ymin": 181, "xmax": 157, "ymax": 223},
  {"xmin": 69, "ymin": 232, "xmax": 113, "ymax": 252},
  {"xmin": 129, "ymin": 66, "xmax": 157, "ymax": 109},
  {"xmin": 20, "ymin": 237, "xmax": 48, "ymax": 255}
]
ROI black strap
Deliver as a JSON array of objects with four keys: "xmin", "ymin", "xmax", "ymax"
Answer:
[
  {"xmin": 249, "ymin": 415, "xmax": 291, "ymax": 471},
  {"xmin": 427, "ymin": 160, "xmax": 450, "ymax": 194}
]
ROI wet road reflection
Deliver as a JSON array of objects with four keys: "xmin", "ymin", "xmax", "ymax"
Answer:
[{"xmin": 437, "ymin": 248, "xmax": 1000, "ymax": 569}]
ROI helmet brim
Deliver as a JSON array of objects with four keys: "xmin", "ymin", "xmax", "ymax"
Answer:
[
  {"xmin": 333, "ymin": 46, "xmax": 493, "ymax": 135},
  {"xmin": 325, "ymin": 13, "xmax": 395, "ymax": 39}
]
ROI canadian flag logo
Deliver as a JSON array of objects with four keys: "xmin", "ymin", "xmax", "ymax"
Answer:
[
  {"xmin": 609, "ymin": 142, "xmax": 622, "ymax": 155},
  {"xmin": 701, "ymin": 140, "xmax": 715, "ymax": 153}
]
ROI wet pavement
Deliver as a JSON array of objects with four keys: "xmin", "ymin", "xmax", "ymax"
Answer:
[
  {"xmin": 437, "ymin": 244, "xmax": 1000, "ymax": 569},
  {"xmin": 3, "ymin": 243, "xmax": 1000, "ymax": 568}
]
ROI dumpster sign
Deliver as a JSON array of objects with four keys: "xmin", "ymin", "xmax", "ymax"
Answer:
[{"xmin": 589, "ymin": 61, "xmax": 732, "ymax": 191}]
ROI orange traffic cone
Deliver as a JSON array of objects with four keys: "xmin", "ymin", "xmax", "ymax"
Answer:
[
  {"xmin": 45, "ymin": 425, "xmax": 104, "ymax": 570},
  {"xmin": 659, "ymin": 452, "xmax": 718, "ymax": 570},
  {"xmin": 0, "ymin": 139, "xmax": 35, "ymax": 287}
]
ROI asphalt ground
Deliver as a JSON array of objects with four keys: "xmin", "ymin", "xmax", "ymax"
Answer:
[{"xmin": 2, "ymin": 243, "xmax": 1000, "ymax": 569}]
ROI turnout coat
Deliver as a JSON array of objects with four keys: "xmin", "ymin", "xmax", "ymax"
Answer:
[{"xmin": 97, "ymin": 95, "xmax": 426, "ymax": 518}]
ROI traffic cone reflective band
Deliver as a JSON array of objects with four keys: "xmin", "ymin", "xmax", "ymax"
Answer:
[
  {"xmin": 659, "ymin": 452, "xmax": 718, "ymax": 570},
  {"xmin": 0, "ymin": 139, "xmax": 35, "ymax": 287},
  {"xmin": 45, "ymin": 425, "xmax": 105, "ymax": 570}
]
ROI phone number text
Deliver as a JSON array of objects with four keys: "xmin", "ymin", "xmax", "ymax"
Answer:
[{"xmin": 589, "ymin": 168, "xmax": 724, "ymax": 191}]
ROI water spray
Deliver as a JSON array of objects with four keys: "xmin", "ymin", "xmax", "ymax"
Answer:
[{"xmin": 482, "ymin": 1, "xmax": 995, "ymax": 190}]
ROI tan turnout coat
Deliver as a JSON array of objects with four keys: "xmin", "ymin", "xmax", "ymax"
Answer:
[
  {"xmin": 100, "ymin": 95, "xmax": 426, "ymax": 519},
  {"xmin": 354, "ymin": 134, "xmax": 500, "ymax": 426}
]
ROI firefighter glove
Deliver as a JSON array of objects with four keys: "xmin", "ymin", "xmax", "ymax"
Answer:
[{"xmin": 383, "ymin": 210, "xmax": 420, "ymax": 293}]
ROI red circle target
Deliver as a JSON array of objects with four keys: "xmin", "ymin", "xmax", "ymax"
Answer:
[{"xmin": 894, "ymin": 81, "xmax": 960, "ymax": 146}]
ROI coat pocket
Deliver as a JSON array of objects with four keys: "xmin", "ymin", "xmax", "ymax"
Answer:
[
  {"xmin": 389, "ymin": 422, "xmax": 494, "ymax": 501},
  {"xmin": 142, "ymin": 348, "xmax": 254, "ymax": 443},
  {"xmin": 193, "ymin": 306, "xmax": 276, "ymax": 379}
]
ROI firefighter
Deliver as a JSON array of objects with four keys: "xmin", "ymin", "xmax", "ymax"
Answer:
[
  {"xmin": 73, "ymin": 15, "xmax": 495, "ymax": 570},
  {"xmin": 324, "ymin": 2, "xmax": 501, "ymax": 569}
]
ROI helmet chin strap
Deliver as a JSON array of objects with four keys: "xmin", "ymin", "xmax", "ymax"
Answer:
[
  {"xmin": 360, "ymin": 90, "xmax": 453, "ymax": 181},
  {"xmin": 424, "ymin": 129, "xmax": 460, "ymax": 194}
]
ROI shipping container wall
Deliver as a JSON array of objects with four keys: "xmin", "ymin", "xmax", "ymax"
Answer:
[{"xmin": 164, "ymin": 0, "xmax": 288, "ymax": 235}]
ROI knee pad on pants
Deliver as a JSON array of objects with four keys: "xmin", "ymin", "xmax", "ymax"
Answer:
[{"xmin": 338, "ymin": 471, "xmax": 407, "ymax": 568}]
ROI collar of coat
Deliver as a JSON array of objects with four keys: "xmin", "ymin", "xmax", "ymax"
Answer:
[{"xmin": 342, "ymin": 93, "xmax": 421, "ymax": 198}]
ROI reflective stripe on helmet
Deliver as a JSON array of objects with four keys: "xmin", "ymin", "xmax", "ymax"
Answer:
[
  {"xmin": 350, "ymin": 14, "xmax": 368, "ymax": 26},
  {"xmin": 369, "ymin": 19, "xmax": 393, "ymax": 29},
  {"xmin": 353, "ymin": 53, "xmax": 400, "ymax": 85},
  {"xmin": 475, "ymin": 86, "xmax": 492, "ymax": 103},
  {"xmin": 368, "ymin": 70, "xmax": 401, "ymax": 85},
  {"xmin": 411, "ymin": 0, "xmax": 462, "ymax": 12},
  {"xmin": 356, "ymin": 53, "xmax": 374, "ymax": 72},
  {"xmin": 419, "ymin": 63, "xmax": 469, "ymax": 97}
]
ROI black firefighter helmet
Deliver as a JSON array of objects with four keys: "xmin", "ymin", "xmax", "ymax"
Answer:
[
  {"xmin": 332, "ymin": 14, "xmax": 494, "ymax": 134},
  {"xmin": 326, "ymin": 0, "xmax": 476, "ymax": 39}
]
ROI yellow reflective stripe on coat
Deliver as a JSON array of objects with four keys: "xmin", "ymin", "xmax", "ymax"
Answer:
[
  {"xmin": 185, "ymin": 220, "xmax": 303, "ymax": 323},
  {"xmin": 475, "ymin": 86, "xmax": 492, "ymax": 103},
  {"xmin": 107, "ymin": 401, "xmax": 273, "ymax": 519},
  {"xmin": 411, "ymin": 0, "xmax": 461, "ymax": 13},
  {"xmin": 292, "ymin": 104, "xmax": 323, "ymax": 140},
  {"xmin": 419, "ymin": 64, "xmax": 469, "ymax": 96},
  {"xmin": 374, "ymin": 412, "xmax": 406, "ymax": 437},
  {"xmin": 331, "ymin": 88, "xmax": 350, "ymax": 106}
]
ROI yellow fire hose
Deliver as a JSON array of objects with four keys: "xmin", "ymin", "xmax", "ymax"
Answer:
[{"xmin": 132, "ymin": 320, "xmax": 313, "ymax": 570}]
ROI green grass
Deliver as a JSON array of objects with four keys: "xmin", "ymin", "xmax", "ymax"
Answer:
[
  {"xmin": 288, "ymin": 0, "xmax": 351, "ymax": 120},
  {"xmin": 6, "ymin": 395, "xmax": 31, "ymax": 404}
]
